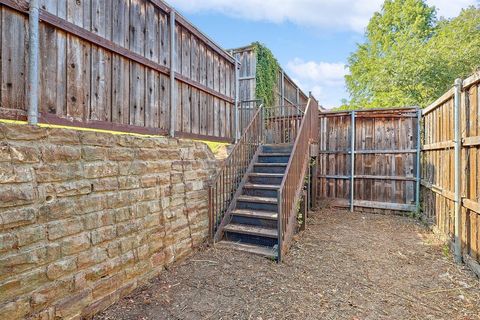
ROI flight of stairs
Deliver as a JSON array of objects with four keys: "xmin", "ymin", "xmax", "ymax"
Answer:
[{"xmin": 216, "ymin": 144, "xmax": 293, "ymax": 260}]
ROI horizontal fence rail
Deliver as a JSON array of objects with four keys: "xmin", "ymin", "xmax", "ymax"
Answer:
[
  {"xmin": 0, "ymin": 0, "xmax": 236, "ymax": 142},
  {"xmin": 278, "ymin": 97, "xmax": 319, "ymax": 261},
  {"xmin": 209, "ymin": 105, "xmax": 264, "ymax": 240}
]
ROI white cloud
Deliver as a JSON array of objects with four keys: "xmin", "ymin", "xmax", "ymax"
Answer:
[
  {"xmin": 287, "ymin": 59, "xmax": 348, "ymax": 109},
  {"xmin": 168, "ymin": 0, "xmax": 478, "ymax": 33}
]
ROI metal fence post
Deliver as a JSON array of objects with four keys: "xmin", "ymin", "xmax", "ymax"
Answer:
[
  {"xmin": 169, "ymin": 10, "xmax": 176, "ymax": 138},
  {"xmin": 350, "ymin": 111, "xmax": 356, "ymax": 212},
  {"xmin": 28, "ymin": 0, "xmax": 40, "ymax": 125},
  {"xmin": 454, "ymin": 78, "xmax": 463, "ymax": 264},
  {"xmin": 415, "ymin": 108, "xmax": 422, "ymax": 215}
]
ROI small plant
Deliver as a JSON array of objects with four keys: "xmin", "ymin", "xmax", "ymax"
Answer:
[{"xmin": 442, "ymin": 244, "xmax": 451, "ymax": 258}]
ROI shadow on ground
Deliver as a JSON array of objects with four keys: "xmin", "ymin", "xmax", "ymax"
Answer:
[{"xmin": 95, "ymin": 209, "xmax": 480, "ymax": 320}]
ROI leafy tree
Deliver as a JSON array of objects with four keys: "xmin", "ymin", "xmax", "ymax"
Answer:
[{"xmin": 345, "ymin": 0, "xmax": 480, "ymax": 109}]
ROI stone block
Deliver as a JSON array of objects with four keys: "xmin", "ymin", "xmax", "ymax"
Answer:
[
  {"xmin": 0, "ymin": 232, "xmax": 17, "ymax": 253},
  {"xmin": 41, "ymin": 145, "xmax": 81, "ymax": 162},
  {"xmin": 17, "ymin": 225, "xmax": 46, "ymax": 247},
  {"xmin": 47, "ymin": 218, "xmax": 83, "ymax": 240},
  {"xmin": 81, "ymin": 146, "xmax": 108, "ymax": 161},
  {"xmin": 84, "ymin": 162, "xmax": 119, "ymax": 179},
  {"xmin": 0, "ymin": 297, "xmax": 30, "ymax": 319},
  {"xmin": 0, "ymin": 207, "xmax": 36, "ymax": 229},
  {"xmin": 50, "ymin": 180, "xmax": 93, "ymax": 198},
  {"xmin": 60, "ymin": 233, "xmax": 90, "ymax": 256},
  {"xmin": 35, "ymin": 163, "xmax": 83, "ymax": 183},
  {"xmin": 48, "ymin": 128, "xmax": 81, "ymax": 145},
  {"xmin": 54, "ymin": 289, "xmax": 92, "ymax": 319},
  {"xmin": 0, "ymin": 185, "xmax": 36, "ymax": 208},
  {"xmin": 46, "ymin": 256, "xmax": 77, "ymax": 280},
  {"xmin": 2, "ymin": 124, "xmax": 48, "ymax": 140},
  {"xmin": 90, "ymin": 226, "xmax": 116, "ymax": 245},
  {"xmin": 77, "ymin": 247, "xmax": 108, "ymax": 269}
]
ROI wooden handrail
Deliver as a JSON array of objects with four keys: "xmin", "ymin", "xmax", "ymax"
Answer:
[
  {"xmin": 277, "ymin": 97, "xmax": 319, "ymax": 261},
  {"xmin": 208, "ymin": 105, "xmax": 264, "ymax": 240}
]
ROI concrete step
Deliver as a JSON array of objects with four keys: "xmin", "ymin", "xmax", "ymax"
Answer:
[{"xmin": 216, "ymin": 240, "xmax": 277, "ymax": 259}]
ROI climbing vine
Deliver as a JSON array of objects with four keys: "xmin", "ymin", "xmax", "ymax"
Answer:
[{"xmin": 253, "ymin": 42, "xmax": 280, "ymax": 109}]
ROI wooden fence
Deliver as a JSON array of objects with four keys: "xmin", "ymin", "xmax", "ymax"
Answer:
[
  {"xmin": 422, "ymin": 72, "xmax": 480, "ymax": 270},
  {"xmin": 317, "ymin": 108, "xmax": 421, "ymax": 214},
  {"xmin": 0, "ymin": 0, "xmax": 236, "ymax": 142},
  {"xmin": 230, "ymin": 45, "xmax": 309, "ymax": 107}
]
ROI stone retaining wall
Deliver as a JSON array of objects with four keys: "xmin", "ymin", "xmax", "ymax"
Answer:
[{"xmin": 0, "ymin": 123, "xmax": 217, "ymax": 319}]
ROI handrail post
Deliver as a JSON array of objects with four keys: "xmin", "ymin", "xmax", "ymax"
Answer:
[
  {"xmin": 169, "ymin": 10, "xmax": 176, "ymax": 138},
  {"xmin": 350, "ymin": 111, "xmax": 356, "ymax": 212},
  {"xmin": 277, "ymin": 190, "xmax": 283, "ymax": 263},
  {"xmin": 415, "ymin": 108, "xmax": 422, "ymax": 215},
  {"xmin": 28, "ymin": 0, "xmax": 40, "ymax": 125},
  {"xmin": 453, "ymin": 78, "xmax": 463, "ymax": 264}
]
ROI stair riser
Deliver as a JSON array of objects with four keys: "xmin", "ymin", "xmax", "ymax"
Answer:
[
  {"xmin": 243, "ymin": 188, "xmax": 278, "ymax": 198},
  {"xmin": 253, "ymin": 166, "xmax": 286, "ymax": 174},
  {"xmin": 248, "ymin": 176, "xmax": 283, "ymax": 185},
  {"xmin": 262, "ymin": 145, "xmax": 293, "ymax": 154},
  {"xmin": 236, "ymin": 200, "xmax": 278, "ymax": 212},
  {"xmin": 224, "ymin": 232, "xmax": 278, "ymax": 247},
  {"xmin": 258, "ymin": 155, "xmax": 290, "ymax": 164},
  {"xmin": 231, "ymin": 215, "xmax": 278, "ymax": 229}
]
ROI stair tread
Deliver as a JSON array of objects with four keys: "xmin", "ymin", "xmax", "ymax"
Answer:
[
  {"xmin": 259, "ymin": 153, "xmax": 291, "ymax": 156},
  {"xmin": 254, "ymin": 163, "xmax": 288, "ymax": 166},
  {"xmin": 248, "ymin": 173, "xmax": 284, "ymax": 177},
  {"xmin": 243, "ymin": 184, "xmax": 280, "ymax": 190},
  {"xmin": 223, "ymin": 224, "xmax": 278, "ymax": 238},
  {"xmin": 216, "ymin": 240, "xmax": 277, "ymax": 258},
  {"xmin": 232, "ymin": 209, "xmax": 278, "ymax": 220},
  {"xmin": 237, "ymin": 195, "xmax": 278, "ymax": 203}
]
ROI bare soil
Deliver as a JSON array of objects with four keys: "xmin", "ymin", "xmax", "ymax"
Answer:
[{"xmin": 95, "ymin": 208, "xmax": 480, "ymax": 320}]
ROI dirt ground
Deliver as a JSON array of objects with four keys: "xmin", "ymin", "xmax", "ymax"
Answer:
[{"xmin": 95, "ymin": 208, "xmax": 480, "ymax": 320}]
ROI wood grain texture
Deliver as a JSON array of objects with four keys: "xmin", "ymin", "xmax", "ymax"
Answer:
[
  {"xmin": 317, "ymin": 108, "xmax": 420, "ymax": 213},
  {"xmin": 0, "ymin": 0, "xmax": 235, "ymax": 142}
]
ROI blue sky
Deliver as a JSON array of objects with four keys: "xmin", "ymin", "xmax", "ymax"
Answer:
[{"xmin": 168, "ymin": 0, "xmax": 478, "ymax": 108}]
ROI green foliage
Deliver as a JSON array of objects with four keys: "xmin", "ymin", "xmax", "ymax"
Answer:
[
  {"xmin": 253, "ymin": 42, "xmax": 280, "ymax": 108},
  {"xmin": 345, "ymin": 0, "xmax": 480, "ymax": 109}
]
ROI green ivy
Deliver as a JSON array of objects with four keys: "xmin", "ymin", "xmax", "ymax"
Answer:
[{"xmin": 253, "ymin": 42, "xmax": 280, "ymax": 109}]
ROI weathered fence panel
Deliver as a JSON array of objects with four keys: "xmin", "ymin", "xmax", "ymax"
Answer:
[
  {"xmin": 0, "ymin": 0, "xmax": 235, "ymax": 142},
  {"xmin": 422, "ymin": 73, "xmax": 480, "ymax": 270},
  {"xmin": 317, "ymin": 108, "xmax": 420, "ymax": 214}
]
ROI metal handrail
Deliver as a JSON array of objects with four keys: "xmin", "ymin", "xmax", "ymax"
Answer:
[
  {"xmin": 277, "ymin": 97, "xmax": 319, "ymax": 261},
  {"xmin": 208, "ymin": 104, "xmax": 265, "ymax": 239}
]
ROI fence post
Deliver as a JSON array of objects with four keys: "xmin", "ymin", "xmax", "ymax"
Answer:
[
  {"xmin": 169, "ymin": 10, "xmax": 176, "ymax": 138},
  {"xmin": 281, "ymin": 70, "xmax": 285, "ymax": 107},
  {"xmin": 28, "ymin": 0, "xmax": 40, "ymax": 125},
  {"xmin": 415, "ymin": 108, "xmax": 422, "ymax": 215},
  {"xmin": 234, "ymin": 58, "xmax": 240, "ymax": 142},
  {"xmin": 454, "ymin": 78, "xmax": 463, "ymax": 264},
  {"xmin": 350, "ymin": 111, "xmax": 356, "ymax": 212}
]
